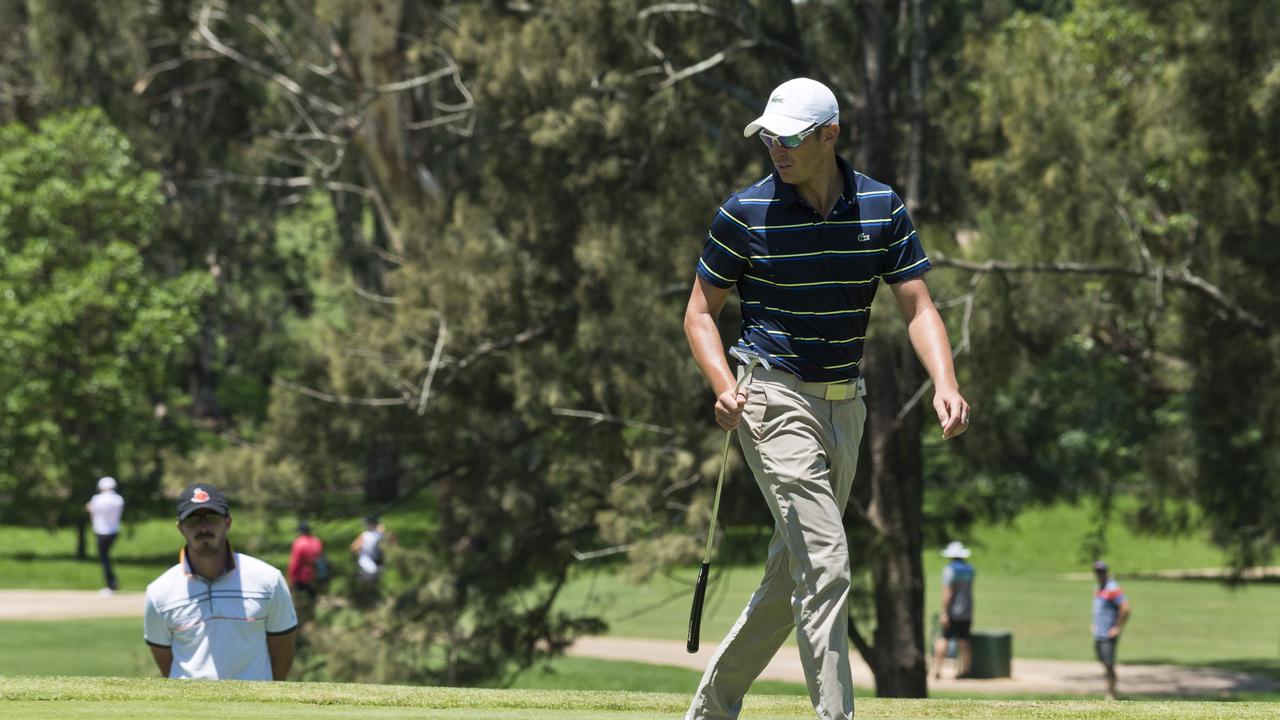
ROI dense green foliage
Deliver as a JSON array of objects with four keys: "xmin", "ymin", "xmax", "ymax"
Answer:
[
  {"xmin": 1, "ymin": 0, "xmax": 1277, "ymax": 691},
  {"xmin": 0, "ymin": 108, "xmax": 210, "ymax": 525}
]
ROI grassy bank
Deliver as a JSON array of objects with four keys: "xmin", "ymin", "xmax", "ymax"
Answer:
[{"xmin": 4, "ymin": 677, "xmax": 1279, "ymax": 719}]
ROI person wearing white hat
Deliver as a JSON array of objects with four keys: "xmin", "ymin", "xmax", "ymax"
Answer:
[
  {"xmin": 85, "ymin": 476, "xmax": 125, "ymax": 594},
  {"xmin": 683, "ymin": 77, "xmax": 969, "ymax": 720},
  {"xmin": 933, "ymin": 541, "xmax": 976, "ymax": 679}
]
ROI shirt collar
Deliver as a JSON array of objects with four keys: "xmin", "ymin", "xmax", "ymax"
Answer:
[{"xmin": 180, "ymin": 541, "xmax": 237, "ymax": 579}]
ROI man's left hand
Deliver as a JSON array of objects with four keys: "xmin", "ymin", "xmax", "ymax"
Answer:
[{"xmin": 934, "ymin": 387, "xmax": 970, "ymax": 439}]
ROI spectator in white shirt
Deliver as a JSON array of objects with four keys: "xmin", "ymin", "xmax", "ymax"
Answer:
[{"xmin": 85, "ymin": 476, "xmax": 124, "ymax": 594}]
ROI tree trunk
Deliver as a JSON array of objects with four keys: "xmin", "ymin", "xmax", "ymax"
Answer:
[
  {"xmin": 364, "ymin": 441, "xmax": 400, "ymax": 504},
  {"xmin": 75, "ymin": 516, "xmax": 88, "ymax": 560},
  {"xmin": 854, "ymin": 0, "xmax": 894, "ymax": 182},
  {"xmin": 846, "ymin": 0, "xmax": 928, "ymax": 698},
  {"xmin": 860, "ymin": 339, "xmax": 928, "ymax": 697},
  {"xmin": 904, "ymin": 0, "xmax": 928, "ymax": 210}
]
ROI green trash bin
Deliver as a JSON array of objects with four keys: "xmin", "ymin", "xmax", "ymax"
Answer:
[{"xmin": 967, "ymin": 630, "xmax": 1012, "ymax": 678}]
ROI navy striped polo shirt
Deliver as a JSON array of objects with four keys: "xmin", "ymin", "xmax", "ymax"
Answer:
[{"xmin": 695, "ymin": 156, "xmax": 930, "ymax": 383}]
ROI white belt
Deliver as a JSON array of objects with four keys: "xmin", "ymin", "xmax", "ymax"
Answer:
[{"xmin": 742, "ymin": 365, "xmax": 867, "ymax": 401}]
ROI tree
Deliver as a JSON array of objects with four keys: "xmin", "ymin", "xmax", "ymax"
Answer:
[
  {"xmin": 0, "ymin": 108, "xmax": 210, "ymax": 549},
  {"xmin": 936, "ymin": 0, "xmax": 1280, "ymax": 568}
]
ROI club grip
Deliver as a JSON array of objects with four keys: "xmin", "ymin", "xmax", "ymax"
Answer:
[{"xmin": 687, "ymin": 561, "xmax": 711, "ymax": 653}]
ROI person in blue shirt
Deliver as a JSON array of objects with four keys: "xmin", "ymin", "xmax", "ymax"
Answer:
[
  {"xmin": 684, "ymin": 77, "xmax": 970, "ymax": 720},
  {"xmin": 933, "ymin": 541, "xmax": 976, "ymax": 679},
  {"xmin": 1091, "ymin": 560, "xmax": 1131, "ymax": 700}
]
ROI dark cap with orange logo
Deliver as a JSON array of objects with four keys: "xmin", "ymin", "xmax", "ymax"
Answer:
[{"xmin": 176, "ymin": 484, "xmax": 230, "ymax": 520}]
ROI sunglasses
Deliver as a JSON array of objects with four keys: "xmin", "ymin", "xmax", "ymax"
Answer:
[
  {"xmin": 181, "ymin": 513, "xmax": 226, "ymax": 529},
  {"xmin": 759, "ymin": 113, "xmax": 837, "ymax": 149}
]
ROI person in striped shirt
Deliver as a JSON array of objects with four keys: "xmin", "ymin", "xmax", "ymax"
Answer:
[
  {"xmin": 683, "ymin": 78, "xmax": 969, "ymax": 720},
  {"xmin": 1091, "ymin": 560, "xmax": 1131, "ymax": 700}
]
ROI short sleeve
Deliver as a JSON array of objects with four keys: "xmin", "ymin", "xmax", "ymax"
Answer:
[
  {"xmin": 265, "ymin": 571, "xmax": 299, "ymax": 635},
  {"xmin": 143, "ymin": 590, "xmax": 172, "ymax": 647},
  {"xmin": 880, "ymin": 192, "xmax": 931, "ymax": 284},
  {"xmin": 941, "ymin": 565, "xmax": 954, "ymax": 587},
  {"xmin": 695, "ymin": 199, "xmax": 753, "ymax": 288}
]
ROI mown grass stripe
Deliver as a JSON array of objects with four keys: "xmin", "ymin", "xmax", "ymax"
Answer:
[{"xmin": 3, "ymin": 677, "xmax": 1279, "ymax": 719}]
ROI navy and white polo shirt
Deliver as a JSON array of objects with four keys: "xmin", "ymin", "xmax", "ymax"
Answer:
[
  {"xmin": 696, "ymin": 157, "xmax": 931, "ymax": 383},
  {"xmin": 144, "ymin": 547, "xmax": 297, "ymax": 680}
]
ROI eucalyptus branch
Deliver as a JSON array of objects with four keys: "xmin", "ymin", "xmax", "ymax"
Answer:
[
  {"xmin": 638, "ymin": 3, "xmax": 728, "ymax": 22},
  {"xmin": 550, "ymin": 408, "xmax": 676, "ymax": 435},
  {"xmin": 932, "ymin": 253, "xmax": 1268, "ymax": 333},
  {"xmin": 571, "ymin": 544, "xmax": 633, "ymax": 561},
  {"xmin": 132, "ymin": 52, "xmax": 219, "ymax": 94},
  {"xmin": 351, "ymin": 284, "xmax": 400, "ymax": 305},
  {"xmin": 272, "ymin": 376, "xmax": 408, "ymax": 406},
  {"xmin": 416, "ymin": 319, "xmax": 448, "ymax": 415},
  {"xmin": 456, "ymin": 317, "xmax": 562, "ymax": 369},
  {"xmin": 196, "ymin": 3, "xmax": 346, "ymax": 116},
  {"xmin": 655, "ymin": 39, "xmax": 757, "ymax": 90}
]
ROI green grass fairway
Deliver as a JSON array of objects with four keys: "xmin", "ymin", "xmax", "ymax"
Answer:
[
  {"xmin": 0, "ymin": 616, "xmax": 809, "ymax": 695},
  {"xmin": 0, "ymin": 619, "xmax": 153, "ymax": 678},
  {"xmin": 3, "ymin": 677, "xmax": 1279, "ymax": 720},
  {"xmin": 0, "ymin": 515, "xmax": 374, "ymax": 592}
]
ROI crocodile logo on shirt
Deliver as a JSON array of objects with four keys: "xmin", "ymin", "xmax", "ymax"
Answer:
[{"xmin": 858, "ymin": 233, "xmax": 871, "ymax": 243}]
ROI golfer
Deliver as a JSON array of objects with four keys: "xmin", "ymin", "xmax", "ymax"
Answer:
[
  {"xmin": 683, "ymin": 77, "xmax": 969, "ymax": 720},
  {"xmin": 144, "ymin": 484, "xmax": 297, "ymax": 680}
]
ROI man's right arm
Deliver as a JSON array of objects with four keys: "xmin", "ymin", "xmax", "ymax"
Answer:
[
  {"xmin": 684, "ymin": 276, "xmax": 744, "ymax": 431},
  {"xmin": 143, "ymin": 589, "xmax": 174, "ymax": 677}
]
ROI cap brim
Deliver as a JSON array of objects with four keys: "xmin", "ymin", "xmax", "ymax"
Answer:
[
  {"xmin": 178, "ymin": 505, "xmax": 229, "ymax": 521},
  {"xmin": 742, "ymin": 112, "xmax": 814, "ymax": 138}
]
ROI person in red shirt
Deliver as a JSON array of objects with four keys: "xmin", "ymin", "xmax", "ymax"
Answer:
[{"xmin": 287, "ymin": 522, "xmax": 324, "ymax": 607}]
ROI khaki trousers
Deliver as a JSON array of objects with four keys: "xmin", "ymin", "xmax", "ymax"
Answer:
[{"xmin": 687, "ymin": 367, "xmax": 867, "ymax": 720}]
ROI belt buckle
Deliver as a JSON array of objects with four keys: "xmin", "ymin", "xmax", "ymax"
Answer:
[{"xmin": 824, "ymin": 383, "xmax": 850, "ymax": 401}]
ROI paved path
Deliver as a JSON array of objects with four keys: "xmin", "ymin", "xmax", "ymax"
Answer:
[
  {"xmin": 567, "ymin": 636, "xmax": 1280, "ymax": 696},
  {"xmin": 2, "ymin": 591, "xmax": 1276, "ymax": 696},
  {"xmin": 0, "ymin": 590, "xmax": 144, "ymax": 620}
]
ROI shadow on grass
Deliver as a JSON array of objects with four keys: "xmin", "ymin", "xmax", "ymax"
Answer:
[
  {"xmin": 1119, "ymin": 690, "xmax": 1280, "ymax": 703},
  {"xmin": 1124, "ymin": 657, "xmax": 1280, "ymax": 683},
  {"xmin": 3, "ymin": 551, "xmax": 175, "ymax": 566}
]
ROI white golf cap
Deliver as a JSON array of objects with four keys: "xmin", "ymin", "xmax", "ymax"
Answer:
[
  {"xmin": 742, "ymin": 78, "xmax": 840, "ymax": 138},
  {"xmin": 97, "ymin": 476, "xmax": 117, "ymax": 491},
  {"xmin": 941, "ymin": 541, "xmax": 971, "ymax": 559}
]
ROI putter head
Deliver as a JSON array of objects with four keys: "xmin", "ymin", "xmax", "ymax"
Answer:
[{"xmin": 729, "ymin": 346, "xmax": 771, "ymax": 371}]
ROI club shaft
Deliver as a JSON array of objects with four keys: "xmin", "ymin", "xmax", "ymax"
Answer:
[{"xmin": 701, "ymin": 429, "xmax": 733, "ymax": 564}]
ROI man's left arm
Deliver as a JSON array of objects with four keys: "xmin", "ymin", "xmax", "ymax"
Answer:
[
  {"xmin": 267, "ymin": 631, "xmax": 296, "ymax": 680},
  {"xmin": 265, "ymin": 571, "xmax": 299, "ymax": 680},
  {"xmin": 1110, "ymin": 599, "xmax": 1132, "ymax": 639},
  {"xmin": 890, "ymin": 277, "xmax": 969, "ymax": 439}
]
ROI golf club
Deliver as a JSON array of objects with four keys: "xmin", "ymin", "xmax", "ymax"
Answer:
[{"xmin": 687, "ymin": 354, "xmax": 763, "ymax": 654}]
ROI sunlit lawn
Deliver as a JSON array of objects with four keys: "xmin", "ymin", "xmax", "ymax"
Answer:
[{"xmin": 0, "ymin": 514, "xmax": 385, "ymax": 592}]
